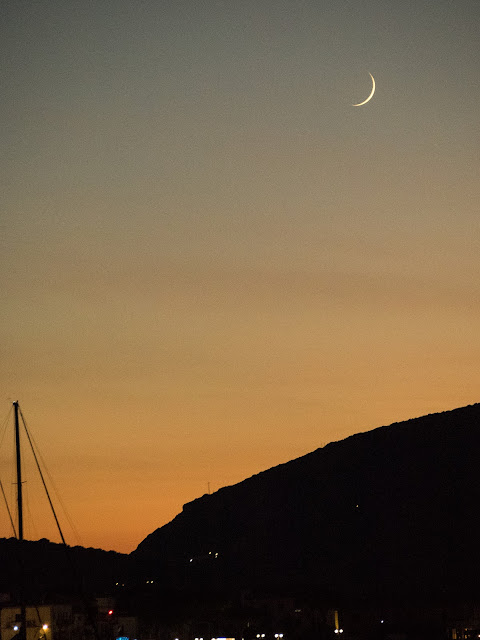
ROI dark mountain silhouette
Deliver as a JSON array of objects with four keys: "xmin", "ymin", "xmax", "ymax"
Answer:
[
  {"xmin": 132, "ymin": 403, "xmax": 480, "ymax": 602},
  {"xmin": 0, "ymin": 537, "xmax": 128, "ymax": 600}
]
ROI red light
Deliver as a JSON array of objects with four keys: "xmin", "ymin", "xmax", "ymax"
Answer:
[{"xmin": 108, "ymin": 610, "xmax": 113, "ymax": 615}]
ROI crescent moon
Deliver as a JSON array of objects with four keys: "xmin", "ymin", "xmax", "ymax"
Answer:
[{"xmin": 352, "ymin": 72, "xmax": 375, "ymax": 107}]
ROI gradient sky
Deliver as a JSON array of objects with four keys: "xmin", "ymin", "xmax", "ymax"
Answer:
[{"xmin": 1, "ymin": 0, "xmax": 479, "ymax": 553}]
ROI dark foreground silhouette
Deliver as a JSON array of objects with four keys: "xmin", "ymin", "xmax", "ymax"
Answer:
[
  {"xmin": 133, "ymin": 403, "xmax": 480, "ymax": 602},
  {"xmin": 2, "ymin": 403, "xmax": 480, "ymax": 639}
]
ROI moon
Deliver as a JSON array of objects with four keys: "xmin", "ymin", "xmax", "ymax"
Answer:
[{"xmin": 352, "ymin": 72, "xmax": 375, "ymax": 107}]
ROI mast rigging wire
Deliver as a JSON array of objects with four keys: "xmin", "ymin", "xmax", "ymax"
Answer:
[
  {"xmin": 0, "ymin": 477, "xmax": 17, "ymax": 536},
  {"xmin": 18, "ymin": 406, "xmax": 67, "ymax": 546},
  {"xmin": 18, "ymin": 409, "xmax": 82, "ymax": 546},
  {"xmin": 0, "ymin": 407, "xmax": 16, "ymax": 536}
]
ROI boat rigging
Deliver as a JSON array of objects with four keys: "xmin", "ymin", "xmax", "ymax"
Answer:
[{"xmin": 1, "ymin": 402, "xmax": 101, "ymax": 640}]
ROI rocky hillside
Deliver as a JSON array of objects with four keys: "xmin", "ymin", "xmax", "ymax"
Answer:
[{"xmin": 132, "ymin": 403, "xmax": 480, "ymax": 601}]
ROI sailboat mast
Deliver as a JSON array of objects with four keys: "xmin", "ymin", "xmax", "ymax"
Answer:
[
  {"xmin": 13, "ymin": 401, "xmax": 24, "ymax": 541},
  {"xmin": 13, "ymin": 401, "xmax": 27, "ymax": 640}
]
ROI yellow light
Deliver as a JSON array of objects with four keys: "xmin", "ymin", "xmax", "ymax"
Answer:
[{"xmin": 43, "ymin": 624, "xmax": 49, "ymax": 630}]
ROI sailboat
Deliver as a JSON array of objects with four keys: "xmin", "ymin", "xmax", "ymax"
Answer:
[
  {"xmin": 0, "ymin": 402, "xmax": 72, "ymax": 640},
  {"xmin": 0, "ymin": 402, "xmax": 104, "ymax": 640}
]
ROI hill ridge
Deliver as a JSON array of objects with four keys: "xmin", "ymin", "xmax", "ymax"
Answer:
[{"xmin": 133, "ymin": 402, "xmax": 480, "ymax": 600}]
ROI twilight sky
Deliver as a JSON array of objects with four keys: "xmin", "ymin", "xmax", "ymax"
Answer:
[{"xmin": 1, "ymin": 0, "xmax": 479, "ymax": 553}]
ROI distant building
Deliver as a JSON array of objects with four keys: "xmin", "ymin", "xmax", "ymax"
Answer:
[
  {"xmin": 0, "ymin": 604, "xmax": 78, "ymax": 640},
  {"xmin": 0, "ymin": 600, "xmax": 137, "ymax": 640}
]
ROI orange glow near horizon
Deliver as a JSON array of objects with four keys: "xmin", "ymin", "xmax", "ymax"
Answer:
[{"xmin": 1, "ymin": 1, "xmax": 479, "ymax": 553}]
